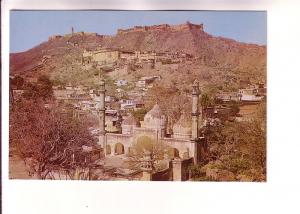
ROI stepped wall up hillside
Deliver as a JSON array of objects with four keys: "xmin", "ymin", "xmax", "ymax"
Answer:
[{"xmin": 10, "ymin": 22, "xmax": 266, "ymax": 88}]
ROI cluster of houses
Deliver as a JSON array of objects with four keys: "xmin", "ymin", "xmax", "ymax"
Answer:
[
  {"xmin": 114, "ymin": 75, "xmax": 161, "ymax": 99},
  {"xmin": 52, "ymin": 81, "xmax": 149, "ymax": 134},
  {"xmin": 51, "ymin": 73, "xmax": 166, "ymax": 136},
  {"xmin": 81, "ymin": 48, "xmax": 194, "ymax": 69},
  {"xmin": 216, "ymin": 83, "xmax": 266, "ymax": 103},
  {"xmin": 114, "ymin": 79, "xmax": 128, "ymax": 87},
  {"xmin": 54, "ymin": 84, "xmax": 146, "ymax": 111},
  {"xmin": 136, "ymin": 75, "xmax": 161, "ymax": 88}
]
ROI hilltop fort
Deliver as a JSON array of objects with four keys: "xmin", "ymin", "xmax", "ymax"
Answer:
[
  {"xmin": 9, "ymin": 19, "xmax": 266, "ymax": 182},
  {"xmin": 48, "ymin": 22, "xmax": 204, "ymax": 41},
  {"xmin": 117, "ymin": 21, "xmax": 204, "ymax": 34}
]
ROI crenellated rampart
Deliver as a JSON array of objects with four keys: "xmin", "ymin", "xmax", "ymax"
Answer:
[{"xmin": 117, "ymin": 22, "xmax": 204, "ymax": 35}]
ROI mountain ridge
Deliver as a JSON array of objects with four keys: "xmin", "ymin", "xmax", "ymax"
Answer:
[{"xmin": 9, "ymin": 22, "xmax": 266, "ymax": 89}]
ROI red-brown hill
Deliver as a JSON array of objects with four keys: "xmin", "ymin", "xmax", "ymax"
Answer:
[{"xmin": 10, "ymin": 22, "xmax": 266, "ymax": 85}]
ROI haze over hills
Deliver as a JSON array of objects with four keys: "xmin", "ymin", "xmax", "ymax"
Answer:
[{"xmin": 10, "ymin": 22, "xmax": 266, "ymax": 92}]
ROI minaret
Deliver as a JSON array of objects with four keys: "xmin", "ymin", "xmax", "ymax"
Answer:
[
  {"xmin": 191, "ymin": 79, "xmax": 200, "ymax": 164},
  {"xmin": 98, "ymin": 74, "xmax": 106, "ymax": 152},
  {"xmin": 141, "ymin": 151, "xmax": 154, "ymax": 181},
  {"xmin": 192, "ymin": 79, "xmax": 200, "ymax": 139}
]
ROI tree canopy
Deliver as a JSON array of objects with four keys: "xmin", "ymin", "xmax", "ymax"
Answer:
[
  {"xmin": 192, "ymin": 101, "xmax": 266, "ymax": 181},
  {"xmin": 22, "ymin": 75, "xmax": 53, "ymax": 100}
]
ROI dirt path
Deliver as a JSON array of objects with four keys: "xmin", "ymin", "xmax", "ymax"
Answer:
[{"xmin": 9, "ymin": 155, "xmax": 34, "ymax": 179}]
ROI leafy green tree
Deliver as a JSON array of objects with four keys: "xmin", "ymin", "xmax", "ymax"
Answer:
[
  {"xmin": 10, "ymin": 75, "xmax": 25, "ymax": 89},
  {"xmin": 23, "ymin": 83, "xmax": 39, "ymax": 100},
  {"xmin": 228, "ymin": 101, "xmax": 240, "ymax": 116},
  {"xmin": 36, "ymin": 75, "xmax": 53, "ymax": 99},
  {"xmin": 199, "ymin": 102, "xmax": 266, "ymax": 181},
  {"xmin": 10, "ymin": 75, "xmax": 25, "ymax": 108},
  {"xmin": 127, "ymin": 136, "xmax": 171, "ymax": 171},
  {"xmin": 23, "ymin": 75, "xmax": 53, "ymax": 101},
  {"xmin": 189, "ymin": 165, "xmax": 215, "ymax": 181},
  {"xmin": 200, "ymin": 93, "xmax": 215, "ymax": 116},
  {"xmin": 132, "ymin": 108, "xmax": 147, "ymax": 122},
  {"xmin": 201, "ymin": 93, "xmax": 211, "ymax": 109}
]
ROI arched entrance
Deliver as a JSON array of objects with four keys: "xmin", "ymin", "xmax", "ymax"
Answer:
[
  {"xmin": 136, "ymin": 136, "xmax": 154, "ymax": 153},
  {"xmin": 106, "ymin": 145, "xmax": 111, "ymax": 155},
  {"xmin": 168, "ymin": 148, "xmax": 180, "ymax": 159},
  {"xmin": 182, "ymin": 148, "xmax": 190, "ymax": 159},
  {"xmin": 114, "ymin": 143, "xmax": 125, "ymax": 155},
  {"xmin": 127, "ymin": 147, "xmax": 133, "ymax": 156}
]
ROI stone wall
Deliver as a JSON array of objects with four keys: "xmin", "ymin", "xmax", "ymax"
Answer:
[
  {"xmin": 171, "ymin": 22, "xmax": 203, "ymax": 32},
  {"xmin": 48, "ymin": 35, "xmax": 62, "ymax": 41},
  {"xmin": 161, "ymin": 137, "xmax": 194, "ymax": 159},
  {"xmin": 141, "ymin": 158, "xmax": 193, "ymax": 181},
  {"xmin": 82, "ymin": 49, "xmax": 119, "ymax": 65},
  {"xmin": 91, "ymin": 50, "xmax": 119, "ymax": 64},
  {"xmin": 132, "ymin": 127, "xmax": 158, "ymax": 140},
  {"xmin": 117, "ymin": 22, "xmax": 204, "ymax": 35},
  {"xmin": 106, "ymin": 133, "xmax": 133, "ymax": 155},
  {"xmin": 171, "ymin": 158, "xmax": 193, "ymax": 181},
  {"xmin": 151, "ymin": 167, "xmax": 172, "ymax": 181}
]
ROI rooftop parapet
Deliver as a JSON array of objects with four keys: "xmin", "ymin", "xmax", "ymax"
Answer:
[
  {"xmin": 48, "ymin": 35, "xmax": 62, "ymax": 41},
  {"xmin": 117, "ymin": 22, "xmax": 204, "ymax": 35}
]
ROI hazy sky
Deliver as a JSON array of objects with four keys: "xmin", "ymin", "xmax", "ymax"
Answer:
[{"xmin": 10, "ymin": 10, "xmax": 266, "ymax": 53}]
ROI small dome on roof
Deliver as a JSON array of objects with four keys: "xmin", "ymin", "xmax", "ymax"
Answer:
[
  {"xmin": 121, "ymin": 114, "xmax": 140, "ymax": 135},
  {"xmin": 143, "ymin": 104, "xmax": 166, "ymax": 130},
  {"xmin": 122, "ymin": 114, "xmax": 139, "ymax": 126},
  {"xmin": 173, "ymin": 113, "xmax": 192, "ymax": 139},
  {"xmin": 174, "ymin": 114, "xmax": 191, "ymax": 128},
  {"xmin": 146, "ymin": 104, "xmax": 164, "ymax": 118}
]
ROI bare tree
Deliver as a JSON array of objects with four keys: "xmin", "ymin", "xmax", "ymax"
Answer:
[
  {"xmin": 125, "ymin": 136, "xmax": 171, "ymax": 171},
  {"xmin": 10, "ymin": 99, "xmax": 98, "ymax": 179}
]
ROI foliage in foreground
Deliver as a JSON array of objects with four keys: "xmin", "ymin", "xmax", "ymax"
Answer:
[
  {"xmin": 191, "ymin": 102, "xmax": 266, "ymax": 181},
  {"xmin": 9, "ymin": 75, "xmax": 96, "ymax": 179},
  {"xmin": 10, "ymin": 100, "xmax": 96, "ymax": 179}
]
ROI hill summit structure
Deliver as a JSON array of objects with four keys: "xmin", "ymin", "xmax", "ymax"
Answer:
[
  {"xmin": 117, "ymin": 21, "xmax": 204, "ymax": 34},
  {"xmin": 9, "ymin": 15, "xmax": 266, "ymax": 182}
]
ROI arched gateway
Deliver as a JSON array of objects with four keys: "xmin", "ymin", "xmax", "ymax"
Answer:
[
  {"xmin": 114, "ymin": 143, "xmax": 125, "ymax": 155},
  {"xmin": 99, "ymin": 79, "xmax": 203, "ymax": 165}
]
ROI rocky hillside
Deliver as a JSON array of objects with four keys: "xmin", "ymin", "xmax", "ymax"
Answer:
[
  {"xmin": 106, "ymin": 23, "xmax": 265, "ymax": 72},
  {"xmin": 10, "ymin": 33, "xmax": 104, "ymax": 75},
  {"xmin": 10, "ymin": 22, "xmax": 266, "ymax": 88}
]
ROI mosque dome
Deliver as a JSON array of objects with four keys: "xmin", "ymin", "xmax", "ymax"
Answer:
[
  {"xmin": 121, "ymin": 114, "xmax": 139, "ymax": 135},
  {"xmin": 143, "ymin": 104, "xmax": 166, "ymax": 130},
  {"xmin": 146, "ymin": 104, "xmax": 164, "ymax": 118},
  {"xmin": 173, "ymin": 114, "xmax": 192, "ymax": 139},
  {"xmin": 122, "ymin": 114, "xmax": 139, "ymax": 126}
]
